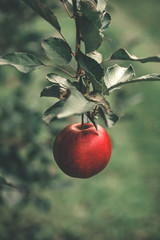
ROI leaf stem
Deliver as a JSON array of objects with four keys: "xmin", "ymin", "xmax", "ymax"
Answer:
[
  {"xmin": 63, "ymin": 0, "xmax": 73, "ymax": 18},
  {"xmin": 102, "ymin": 57, "xmax": 110, "ymax": 63},
  {"xmin": 69, "ymin": 64, "xmax": 77, "ymax": 73},
  {"xmin": 45, "ymin": 64, "xmax": 76, "ymax": 78}
]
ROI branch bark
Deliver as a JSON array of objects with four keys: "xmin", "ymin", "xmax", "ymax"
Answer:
[{"xmin": 72, "ymin": 0, "xmax": 81, "ymax": 54}]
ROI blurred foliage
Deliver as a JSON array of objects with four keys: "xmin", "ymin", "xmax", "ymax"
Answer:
[{"xmin": 0, "ymin": 0, "xmax": 160, "ymax": 240}]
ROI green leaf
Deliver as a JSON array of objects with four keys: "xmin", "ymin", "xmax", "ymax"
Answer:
[
  {"xmin": 86, "ymin": 112, "xmax": 98, "ymax": 130},
  {"xmin": 86, "ymin": 71, "xmax": 102, "ymax": 93},
  {"xmin": 41, "ymin": 73, "xmax": 73, "ymax": 98},
  {"xmin": 103, "ymin": 64, "xmax": 135, "ymax": 94},
  {"xmin": 41, "ymin": 37, "xmax": 72, "ymax": 66},
  {"xmin": 40, "ymin": 85, "xmax": 60, "ymax": 98},
  {"xmin": 76, "ymin": 50, "xmax": 104, "ymax": 82},
  {"xmin": 101, "ymin": 12, "xmax": 111, "ymax": 32},
  {"xmin": 78, "ymin": 15, "xmax": 103, "ymax": 53},
  {"xmin": 59, "ymin": 0, "xmax": 78, "ymax": 5},
  {"xmin": 23, "ymin": 0, "xmax": 61, "ymax": 32},
  {"xmin": 132, "ymin": 73, "xmax": 160, "ymax": 82},
  {"xmin": 67, "ymin": 0, "xmax": 72, "ymax": 3},
  {"xmin": 110, "ymin": 48, "xmax": 160, "ymax": 63},
  {"xmin": 76, "ymin": 50, "xmax": 104, "ymax": 92},
  {"xmin": 107, "ymin": 73, "xmax": 160, "ymax": 93},
  {"xmin": 0, "ymin": 175, "xmax": 17, "ymax": 188},
  {"xmin": 0, "ymin": 176, "xmax": 8, "ymax": 185},
  {"xmin": 96, "ymin": 0, "xmax": 107, "ymax": 11},
  {"xmin": 99, "ymin": 106, "xmax": 119, "ymax": 128},
  {"xmin": 84, "ymin": 92, "xmax": 119, "ymax": 128},
  {"xmin": 46, "ymin": 73, "xmax": 71, "ymax": 87},
  {"xmin": 79, "ymin": 0, "xmax": 102, "ymax": 29},
  {"xmin": 0, "ymin": 52, "xmax": 44, "ymax": 73},
  {"xmin": 87, "ymin": 51, "xmax": 103, "ymax": 63},
  {"xmin": 43, "ymin": 87, "xmax": 96, "ymax": 123}
]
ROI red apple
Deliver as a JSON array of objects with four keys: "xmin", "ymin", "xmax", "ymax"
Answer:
[{"xmin": 53, "ymin": 122, "xmax": 112, "ymax": 178}]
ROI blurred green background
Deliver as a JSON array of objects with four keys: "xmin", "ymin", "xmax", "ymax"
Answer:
[{"xmin": 0, "ymin": 0, "xmax": 160, "ymax": 239}]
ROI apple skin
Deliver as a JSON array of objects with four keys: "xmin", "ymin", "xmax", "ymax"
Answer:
[{"xmin": 53, "ymin": 122, "xmax": 112, "ymax": 178}]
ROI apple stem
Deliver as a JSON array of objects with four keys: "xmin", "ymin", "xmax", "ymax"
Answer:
[{"xmin": 81, "ymin": 114, "xmax": 84, "ymax": 130}]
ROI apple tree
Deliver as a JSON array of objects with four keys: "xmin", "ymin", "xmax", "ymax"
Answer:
[{"xmin": 0, "ymin": 0, "xmax": 160, "ymax": 179}]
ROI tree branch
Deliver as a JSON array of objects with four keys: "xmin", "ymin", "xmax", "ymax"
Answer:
[
  {"xmin": 72, "ymin": 0, "xmax": 81, "ymax": 54},
  {"xmin": 72, "ymin": 0, "xmax": 82, "ymax": 77}
]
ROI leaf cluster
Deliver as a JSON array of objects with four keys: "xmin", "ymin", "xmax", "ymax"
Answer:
[{"xmin": 0, "ymin": 0, "xmax": 160, "ymax": 129}]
